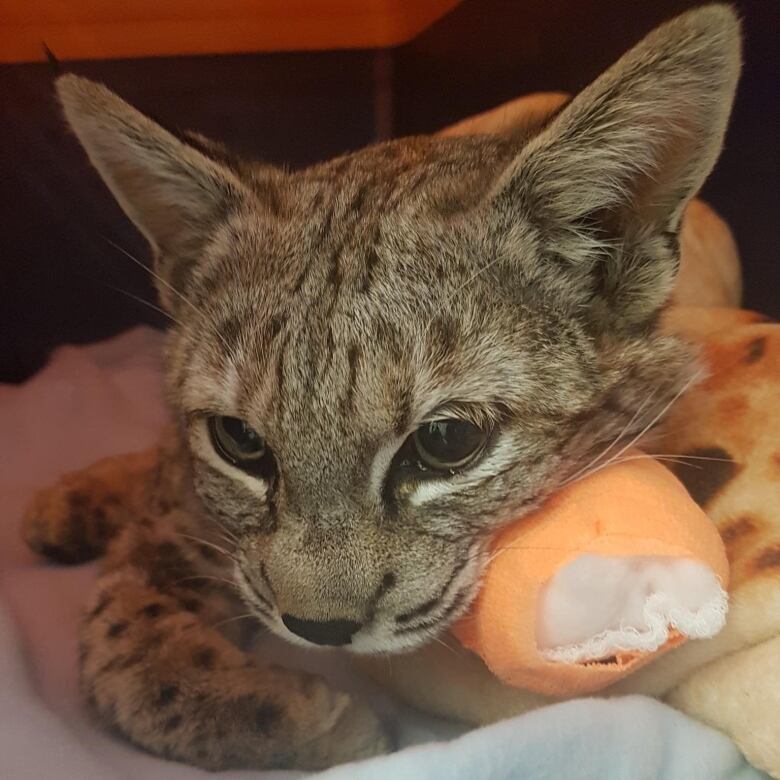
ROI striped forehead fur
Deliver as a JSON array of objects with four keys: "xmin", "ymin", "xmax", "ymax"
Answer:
[{"xmin": 57, "ymin": 6, "xmax": 740, "ymax": 651}]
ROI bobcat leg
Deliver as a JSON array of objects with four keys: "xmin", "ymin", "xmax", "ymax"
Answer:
[
  {"xmin": 22, "ymin": 448, "xmax": 162, "ymax": 564},
  {"xmin": 80, "ymin": 565, "xmax": 390, "ymax": 770}
]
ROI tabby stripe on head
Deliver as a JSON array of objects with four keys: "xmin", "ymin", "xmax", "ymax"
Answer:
[
  {"xmin": 349, "ymin": 184, "xmax": 368, "ymax": 215},
  {"xmin": 274, "ymin": 331, "xmax": 290, "ymax": 413},
  {"xmin": 361, "ymin": 240, "xmax": 380, "ymax": 294},
  {"xmin": 342, "ymin": 345, "xmax": 360, "ymax": 415},
  {"xmin": 291, "ymin": 256, "xmax": 313, "ymax": 295},
  {"xmin": 393, "ymin": 387, "xmax": 413, "ymax": 437},
  {"xmin": 327, "ymin": 244, "xmax": 343, "ymax": 291},
  {"xmin": 319, "ymin": 203, "xmax": 335, "ymax": 238},
  {"xmin": 268, "ymin": 314, "xmax": 286, "ymax": 340}
]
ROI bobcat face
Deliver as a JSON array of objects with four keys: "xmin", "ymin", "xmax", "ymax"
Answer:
[{"xmin": 57, "ymin": 6, "xmax": 740, "ymax": 652}]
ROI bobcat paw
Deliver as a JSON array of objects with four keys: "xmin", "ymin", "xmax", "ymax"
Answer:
[
  {"xmin": 292, "ymin": 687, "xmax": 393, "ymax": 770},
  {"xmin": 22, "ymin": 477, "xmax": 123, "ymax": 564}
]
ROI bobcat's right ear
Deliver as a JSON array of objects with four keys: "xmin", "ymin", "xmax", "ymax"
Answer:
[
  {"xmin": 489, "ymin": 5, "xmax": 740, "ymax": 331},
  {"xmin": 56, "ymin": 75, "xmax": 250, "ymax": 308}
]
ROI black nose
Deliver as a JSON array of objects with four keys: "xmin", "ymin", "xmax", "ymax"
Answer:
[{"xmin": 281, "ymin": 614, "xmax": 362, "ymax": 646}]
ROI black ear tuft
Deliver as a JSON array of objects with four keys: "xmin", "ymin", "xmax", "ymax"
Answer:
[{"xmin": 42, "ymin": 43, "xmax": 63, "ymax": 76}]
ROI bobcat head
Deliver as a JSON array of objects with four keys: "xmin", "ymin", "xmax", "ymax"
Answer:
[{"xmin": 57, "ymin": 6, "xmax": 740, "ymax": 653}]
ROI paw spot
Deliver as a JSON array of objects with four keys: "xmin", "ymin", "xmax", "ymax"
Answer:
[
  {"xmin": 157, "ymin": 685, "xmax": 179, "ymax": 707},
  {"xmin": 138, "ymin": 602, "xmax": 164, "ymax": 619},
  {"xmin": 106, "ymin": 621, "xmax": 128, "ymax": 639},
  {"xmin": 192, "ymin": 647, "xmax": 217, "ymax": 670},
  {"xmin": 88, "ymin": 594, "xmax": 113, "ymax": 619},
  {"xmin": 254, "ymin": 701, "xmax": 282, "ymax": 734},
  {"xmin": 163, "ymin": 714, "xmax": 183, "ymax": 733}
]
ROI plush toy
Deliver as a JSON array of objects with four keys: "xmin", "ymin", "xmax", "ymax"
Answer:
[{"xmin": 450, "ymin": 452, "xmax": 729, "ymax": 697}]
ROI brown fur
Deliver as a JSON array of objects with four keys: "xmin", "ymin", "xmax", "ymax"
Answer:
[{"xmin": 22, "ymin": 6, "xmax": 741, "ymax": 771}]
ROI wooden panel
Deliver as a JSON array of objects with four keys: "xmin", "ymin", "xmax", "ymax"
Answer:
[{"xmin": 0, "ymin": 0, "xmax": 462, "ymax": 62}]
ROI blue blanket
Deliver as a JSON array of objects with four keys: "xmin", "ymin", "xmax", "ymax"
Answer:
[{"xmin": 318, "ymin": 696, "xmax": 766, "ymax": 780}]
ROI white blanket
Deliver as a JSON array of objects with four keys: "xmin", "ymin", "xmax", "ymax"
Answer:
[{"xmin": 0, "ymin": 328, "xmax": 767, "ymax": 780}]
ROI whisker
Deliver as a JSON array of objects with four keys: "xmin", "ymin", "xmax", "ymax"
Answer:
[
  {"xmin": 646, "ymin": 452, "xmax": 734, "ymax": 464},
  {"xmin": 103, "ymin": 236, "xmax": 195, "ymax": 313},
  {"xmin": 103, "ymin": 282, "xmax": 184, "ymax": 328},
  {"xmin": 563, "ymin": 388, "xmax": 658, "ymax": 486},
  {"xmin": 177, "ymin": 532, "xmax": 236, "ymax": 561},
  {"xmin": 102, "ymin": 236, "xmax": 233, "ymax": 354},
  {"xmin": 431, "ymin": 635, "xmax": 463, "ymax": 658},
  {"xmin": 210, "ymin": 613, "xmax": 258, "ymax": 631},
  {"xmin": 172, "ymin": 574, "xmax": 239, "ymax": 590},
  {"xmin": 216, "ymin": 527, "xmax": 240, "ymax": 545},
  {"xmin": 651, "ymin": 455, "xmax": 704, "ymax": 470},
  {"xmin": 422, "ymin": 254, "xmax": 504, "ymax": 340},
  {"xmin": 562, "ymin": 370, "xmax": 703, "ymax": 489}
]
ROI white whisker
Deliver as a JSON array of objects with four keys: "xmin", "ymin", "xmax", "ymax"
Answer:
[
  {"xmin": 104, "ymin": 282, "xmax": 185, "ymax": 328},
  {"xmin": 562, "ymin": 369, "xmax": 703, "ymax": 488},
  {"xmin": 431, "ymin": 634, "xmax": 463, "ymax": 657},
  {"xmin": 102, "ymin": 236, "xmax": 233, "ymax": 354},
  {"xmin": 172, "ymin": 574, "xmax": 239, "ymax": 590},
  {"xmin": 177, "ymin": 532, "xmax": 236, "ymax": 562},
  {"xmin": 422, "ymin": 254, "xmax": 504, "ymax": 340},
  {"xmin": 210, "ymin": 612, "xmax": 257, "ymax": 631},
  {"xmin": 562, "ymin": 387, "xmax": 658, "ymax": 486}
]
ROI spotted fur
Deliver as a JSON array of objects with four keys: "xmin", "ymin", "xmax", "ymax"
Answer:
[{"xmin": 22, "ymin": 6, "xmax": 741, "ymax": 771}]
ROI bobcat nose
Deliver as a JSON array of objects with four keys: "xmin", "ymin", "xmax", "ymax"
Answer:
[{"xmin": 281, "ymin": 614, "xmax": 362, "ymax": 646}]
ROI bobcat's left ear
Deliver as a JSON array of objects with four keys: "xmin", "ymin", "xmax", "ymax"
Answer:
[
  {"xmin": 494, "ymin": 5, "xmax": 741, "ymax": 329},
  {"xmin": 56, "ymin": 75, "xmax": 253, "ymax": 311}
]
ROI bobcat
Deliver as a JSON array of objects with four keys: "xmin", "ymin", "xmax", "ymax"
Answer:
[{"xmin": 22, "ymin": 5, "xmax": 740, "ymax": 771}]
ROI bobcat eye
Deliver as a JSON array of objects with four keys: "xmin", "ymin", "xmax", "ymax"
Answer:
[
  {"xmin": 208, "ymin": 416, "xmax": 267, "ymax": 470},
  {"xmin": 413, "ymin": 419, "xmax": 489, "ymax": 471}
]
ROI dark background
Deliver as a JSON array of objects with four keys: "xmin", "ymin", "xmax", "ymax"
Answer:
[{"xmin": 1, "ymin": 0, "xmax": 778, "ymax": 383}]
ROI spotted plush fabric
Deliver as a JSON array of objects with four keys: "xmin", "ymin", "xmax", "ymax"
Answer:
[
  {"xmin": 362, "ymin": 307, "xmax": 780, "ymax": 778},
  {"xmin": 663, "ymin": 307, "xmax": 780, "ymax": 594}
]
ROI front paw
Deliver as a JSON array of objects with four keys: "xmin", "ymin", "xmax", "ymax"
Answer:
[
  {"xmin": 22, "ymin": 477, "xmax": 121, "ymax": 564},
  {"xmin": 301, "ymin": 692, "xmax": 393, "ymax": 769}
]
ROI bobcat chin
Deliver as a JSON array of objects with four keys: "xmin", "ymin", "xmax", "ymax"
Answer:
[{"xmin": 23, "ymin": 5, "xmax": 740, "ymax": 771}]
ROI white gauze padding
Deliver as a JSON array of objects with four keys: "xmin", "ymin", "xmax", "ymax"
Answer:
[{"xmin": 536, "ymin": 554, "xmax": 728, "ymax": 664}]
